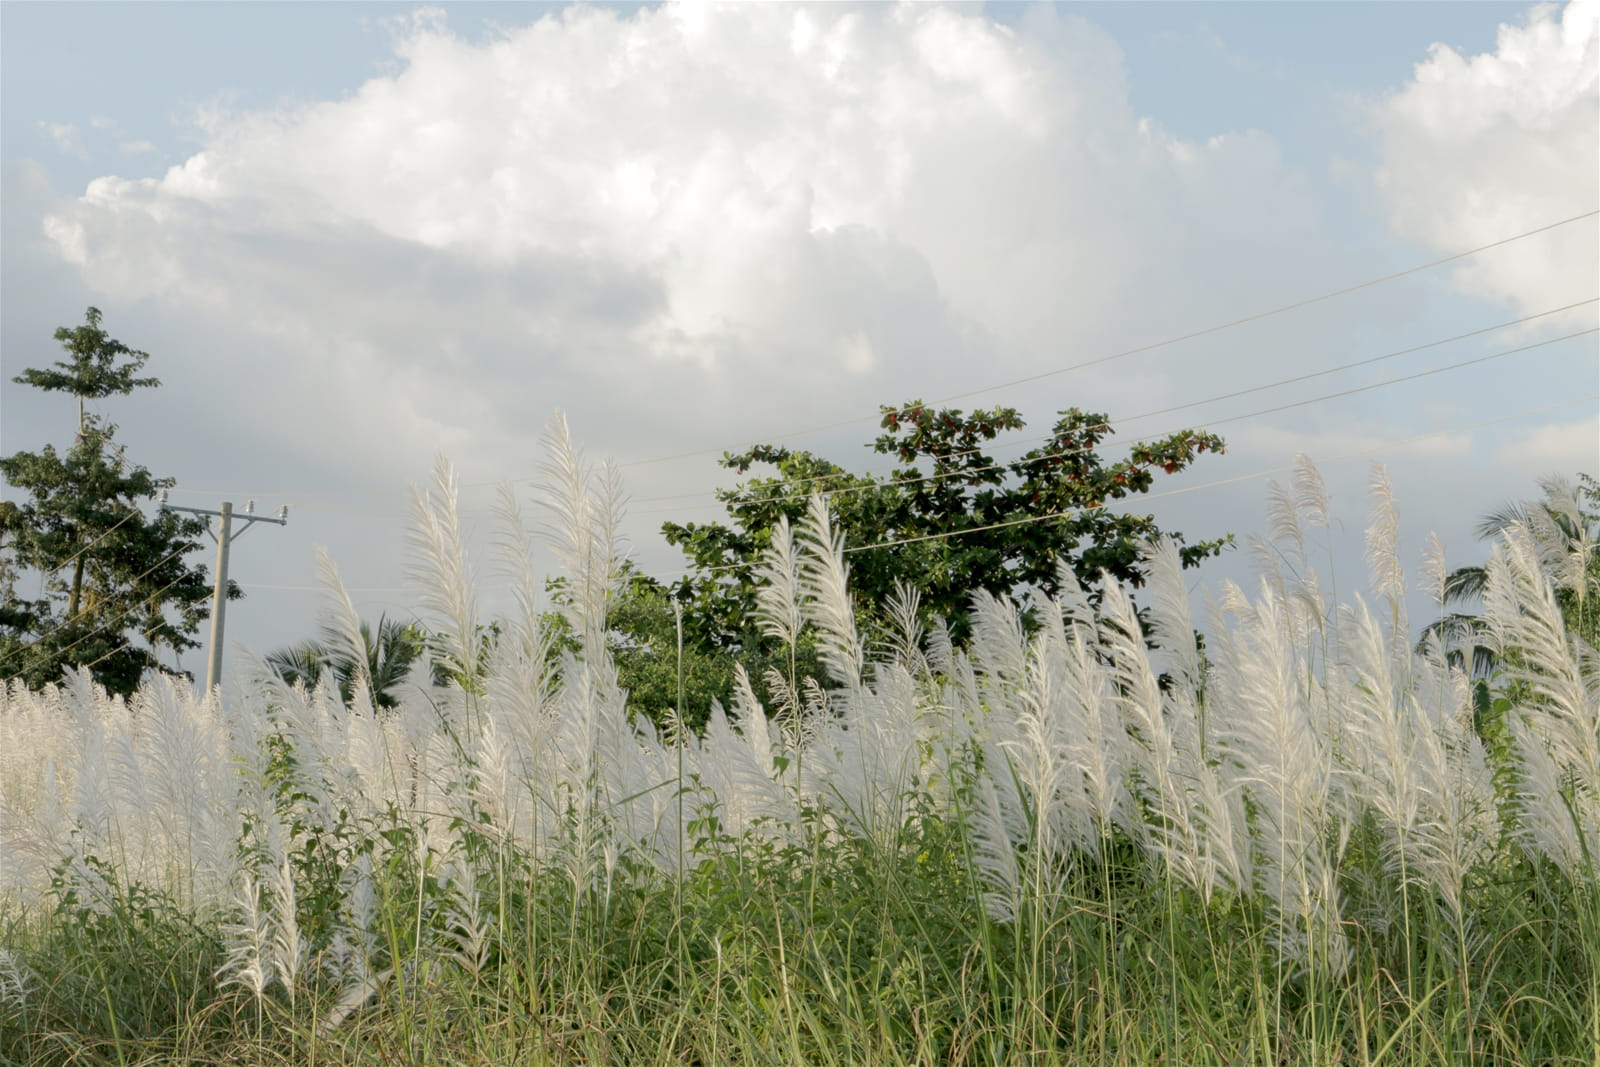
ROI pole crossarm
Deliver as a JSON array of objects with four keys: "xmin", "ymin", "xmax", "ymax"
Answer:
[{"xmin": 161, "ymin": 498, "xmax": 288, "ymax": 543}]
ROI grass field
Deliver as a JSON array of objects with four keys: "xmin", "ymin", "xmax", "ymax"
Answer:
[{"xmin": 2, "ymin": 449, "xmax": 1596, "ymax": 1066}]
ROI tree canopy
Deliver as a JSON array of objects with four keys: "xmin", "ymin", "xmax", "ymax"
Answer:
[
  {"xmin": 662, "ymin": 401, "xmax": 1232, "ymax": 651},
  {"xmin": 0, "ymin": 308, "xmax": 234, "ymax": 697}
]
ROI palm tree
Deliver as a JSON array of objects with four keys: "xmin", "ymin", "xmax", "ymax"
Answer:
[
  {"xmin": 265, "ymin": 614, "xmax": 429, "ymax": 710},
  {"xmin": 1420, "ymin": 473, "xmax": 1599, "ymax": 707}
]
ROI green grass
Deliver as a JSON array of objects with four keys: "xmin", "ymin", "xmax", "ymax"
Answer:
[
  {"xmin": 3, "ymin": 797, "xmax": 1595, "ymax": 1066},
  {"xmin": 3, "ymin": 458, "xmax": 1597, "ymax": 1066}
]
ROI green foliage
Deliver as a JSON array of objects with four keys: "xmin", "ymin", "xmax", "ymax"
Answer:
[
  {"xmin": 542, "ymin": 564, "xmax": 828, "ymax": 731},
  {"xmin": 2, "ymin": 856, "xmax": 227, "ymax": 1066},
  {"xmin": 264, "ymin": 614, "xmax": 432, "ymax": 710},
  {"xmin": 602, "ymin": 570, "xmax": 736, "ymax": 732},
  {"xmin": 0, "ymin": 308, "xmax": 233, "ymax": 698},
  {"xmin": 663, "ymin": 401, "xmax": 1231, "ymax": 646}
]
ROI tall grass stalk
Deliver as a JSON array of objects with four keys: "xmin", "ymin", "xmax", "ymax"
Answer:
[{"xmin": 3, "ymin": 450, "xmax": 1596, "ymax": 1066}]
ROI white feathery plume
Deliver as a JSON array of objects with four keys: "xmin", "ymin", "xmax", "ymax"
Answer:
[
  {"xmin": 261, "ymin": 661, "xmax": 343, "ymax": 842},
  {"xmin": 135, "ymin": 674, "xmax": 235, "ymax": 907},
  {"xmin": 441, "ymin": 854, "xmax": 494, "ymax": 977},
  {"xmin": 1339, "ymin": 595, "xmax": 1420, "ymax": 867},
  {"xmin": 1054, "ymin": 614, "xmax": 1132, "ymax": 839},
  {"xmin": 1485, "ymin": 528, "xmax": 1593, "ymax": 764},
  {"xmin": 470, "ymin": 713, "xmax": 515, "ymax": 840},
  {"xmin": 798, "ymin": 493, "xmax": 863, "ymax": 688},
  {"xmin": 881, "ymin": 580, "xmax": 927, "ymax": 674},
  {"xmin": 0, "ymin": 683, "xmax": 72, "ymax": 879},
  {"xmin": 1510, "ymin": 713, "xmax": 1588, "ymax": 874},
  {"xmin": 407, "ymin": 455, "xmax": 480, "ymax": 693},
  {"xmin": 699, "ymin": 696, "xmax": 795, "ymax": 841},
  {"xmin": 1340, "ymin": 597, "xmax": 1495, "ymax": 921},
  {"xmin": 1052, "ymin": 558, "xmax": 1095, "ymax": 634},
  {"xmin": 217, "ymin": 872, "xmax": 275, "ymax": 1003},
  {"xmin": 1529, "ymin": 475, "xmax": 1591, "ymax": 601},
  {"xmin": 1141, "ymin": 546, "xmax": 1250, "ymax": 890},
  {"xmin": 1001, "ymin": 631, "xmax": 1073, "ymax": 863},
  {"xmin": 1209, "ymin": 577, "xmax": 1344, "ymax": 969},
  {"xmin": 492, "ymin": 482, "xmax": 556, "ymax": 669},
  {"xmin": 594, "ymin": 457, "xmax": 628, "ymax": 586},
  {"xmin": 268, "ymin": 855, "xmax": 305, "ymax": 1007},
  {"xmin": 970, "ymin": 774, "xmax": 1023, "ymax": 923},
  {"xmin": 1420, "ymin": 656, "xmax": 1498, "ymax": 921},
  {"xmin": 0, "ymin": 681, "xmax": 73, "ymax": 904},
  {"xmin": 64, "ymin": 672, "xmax": 114, "ymax": 859},
  {"xmin": 1420, "ymin": 532, "xmax": 1449, "ymax": 609},
  {"xmin": 537, "ymin": 412, "xmax": 626, "ymax": 655},
  {"xmin": 1292, "ymin": 453, "xmax": 1330, "ymax": 531},
  {"xmin": 1264, "ymin": 478, "xmax": 1305, "ymax": 568},
  {"xmin": 100, "ymin": 701, "xmax": 153, "ymax": 878},
  {"xmin": 969, "ymin": 589, "xmax": 1029, "ymax": 712},
  {"xmin": 762, "ymin": 664, "xmax": 801, "ymax": 733},
  {"xmin": 314, "ymin": 546, "xmax": 375, "ymax": 715},
  {"xmin": 1365, "ymin": 463, "xmax": 1407, "ymax": 651},
  {"xmin": 1141, "ymin": 537, "xmax": 1201, "ymax": 693},
  {"xmin": 1485, "ymin": 525, "xmax": 1600, "ymax": 879},
  {"xmin": 755, "ymin": 512, "xmax": 805, "ymax": 651},
  {"xmin": 0, "ymin": 947, "xmax": 33, "ymax": 1012},
  {"xmin": 1100, "ymin": 576, "xmax": 1226, "ymax": 899},
  {"xmin": 731, "ymin": 664, "xmax": 781, "ymax": 783},
  {"xmin": 810, "ymin": 664, "xmax": 925, "ymax": 842}
]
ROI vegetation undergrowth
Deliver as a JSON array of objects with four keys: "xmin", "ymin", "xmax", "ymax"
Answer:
[{"xmin": 2, "ymin": 428, "xmax": 1596, "ymax": 1067}]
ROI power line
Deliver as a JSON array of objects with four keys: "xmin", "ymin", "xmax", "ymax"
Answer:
[
  {"xmin": 151, "ymin": 296, "xmax": 1600, "ymax": 518},
  {"xmin": 0, "ymin": 504, "xmax": 144, "ymax": 583},
  {"xmin": 613, "ymin": 209, "xmax": 1600, "ymax": 470},
  {"xmin": 68, "ymin": 561, "xmax": 234, "ymax": 680},
  {"xmin": 625, "ymin": 297, "xmax": 1595, "ymax": 506},
  {"xmin": 124, "ymin": 210, "xmax": 1599, "ymax": 512},
  {"xmin": 214, "ymin": 394, "xmax": 1598, "ymax": 593},
  {"xmin": 832, "ymin": 395, "xmax": 1600, "ymax": 560},
  {"xmin": 0, "ymin": 540, "xmax": 197, "ymax": 673},
  {"xmin": 53, "ymin": 391, "xmax": 1600, "ymax": 688},
  {"xmin": 240, "ymin": 582, "xmax": 410, "ymax": 594},
  {"xmin": 624, "ymin": 321, "xmax": 1596, "ymax": 517}
]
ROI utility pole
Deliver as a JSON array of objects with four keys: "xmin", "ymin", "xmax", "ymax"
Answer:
[{"xmin": 159, "ymin": 494, "xmax": 288, "ymax": 694}]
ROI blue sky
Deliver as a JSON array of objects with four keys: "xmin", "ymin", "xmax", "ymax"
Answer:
[{"xmin": 2, "ymin": 1, "xmax": 1596, "ymax": 684}]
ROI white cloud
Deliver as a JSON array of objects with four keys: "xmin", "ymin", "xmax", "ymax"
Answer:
[
  {"xmin": 37, "ymin": 121, "xmax": 87, "ymax": 159},
  {"xmin": 36, "ymin": 2, "xmax": 1362, "ymax": 486},
  {"xmin": 1233, "ymin": 422, "xmax": 1477, "ymax": 467},
  {"xmin": 1495, "ymin": 413, "xmax": 1600, "ymax": 473},
  {"xmin": 1374, "ymin": 1, "xmax": 1599, "ymax": 317},
  {"xmin": 118, "ymin": 140, "xmax": 159, "ymax": 158}
]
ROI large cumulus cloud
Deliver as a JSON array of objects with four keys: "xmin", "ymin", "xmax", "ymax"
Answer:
[
  {"xmin": 37, "ymin": 2, "xmax": 1348, "ymax": 485},
  {"xmin": 1373, "ymin": 0, "xmax": 1599, "ymax": 318}
]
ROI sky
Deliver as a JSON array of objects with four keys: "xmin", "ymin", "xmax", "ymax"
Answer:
[{"xmin": 2, "ymin": 0, "xmax": 1597, "ymax": 690}]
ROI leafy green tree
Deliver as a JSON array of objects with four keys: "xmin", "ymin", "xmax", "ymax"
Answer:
[
  {"xmin": 662, "ymin": 401, "xmax": 1232, "ymax": 650},
  {"xmin": 540, "ymin": 563, "xmax": 824, "ymax": 732},
  {"xmin": 0, "ymin": 308, "xmax": 233, "ymax": 697}
]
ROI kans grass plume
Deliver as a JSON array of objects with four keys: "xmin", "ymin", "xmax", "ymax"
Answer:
[{"xmin": 2, "ymin": 448, "xmax": 1596, "ymax": 1006}]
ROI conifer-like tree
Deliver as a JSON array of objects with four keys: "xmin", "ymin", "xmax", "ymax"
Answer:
[{"xmin": 0, "ymin": 308, "xmax": 235, "ymax": 696}]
